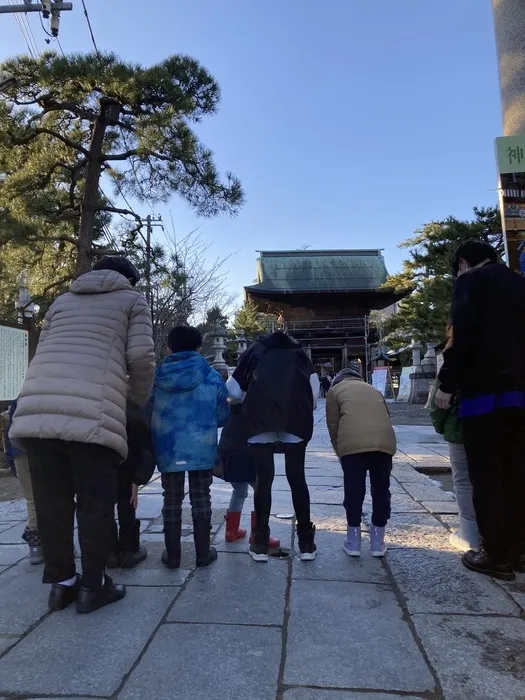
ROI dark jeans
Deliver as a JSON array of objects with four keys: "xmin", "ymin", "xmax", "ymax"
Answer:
[
  {"xmin": 463, "ymin": 408, "xmax": 525, "ymax": 563},
  {"xmin": 250, "ymin": 442, "xmax": 311, "ymax": 536},
  {"xmin": 113, "ymin": 469, "xmax": 137, "ymax": 553},
  {"xmin": 341, "ymin": 452, "xmax": 392, "ymax": 528},
  {"xmin": 25, "ymin": 439, "xmax": 119, "ymax": 589},
  {"xmin": 161, "ymin": 469, "xmax": 212, "ymax": 524}
]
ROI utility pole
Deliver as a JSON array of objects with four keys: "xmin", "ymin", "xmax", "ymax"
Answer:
[
  {"xmin": 492, "ymin": 0, "xmax": 525, "ymax": 137},
  {"xmin": 142, "ymin": 214, "xmax": 163, "ymax": 315},
  {"xmin": 0, "ymin": 2, "xmax": 72, "ymax": 13}
]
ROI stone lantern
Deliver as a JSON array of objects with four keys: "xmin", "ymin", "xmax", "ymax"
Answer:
[
  {"xmin": 235, "ymin": 330, "xmax": 248, "ymax": 360},
  {"xmin": 211, "ymin": 322, "xmax": 228, "ymax": 378}
]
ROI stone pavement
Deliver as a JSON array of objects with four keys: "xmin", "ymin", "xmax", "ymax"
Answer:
[{"xmin": 0, "ymin": 404, "xmax": 525, "ymax": 699}]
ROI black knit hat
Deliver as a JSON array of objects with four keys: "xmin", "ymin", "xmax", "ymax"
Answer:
[{"xmin": 92, "ymin": 256, "xmax": 140, "ymax": 286}]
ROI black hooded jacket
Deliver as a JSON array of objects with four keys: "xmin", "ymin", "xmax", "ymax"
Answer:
[{"xmin": 231, "ymin": 332, "xmax": 316, "ymax": 442}]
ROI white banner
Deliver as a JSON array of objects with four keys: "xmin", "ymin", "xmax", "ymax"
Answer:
[{"xmin": 0, "ymin": 325, "xmax": 28, "ymax": 401}]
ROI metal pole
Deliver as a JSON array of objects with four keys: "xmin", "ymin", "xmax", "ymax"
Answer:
[
  {"xmin": 145, "ymin": 214, "xmax": 152, "ymax": 312},
  {"xmin": 0, "ymin": 3, "xmax": 72, "ymax": 12},
  {"xmin": 492, "ymin": 0, "xmax": 525, "ymax": 136}
]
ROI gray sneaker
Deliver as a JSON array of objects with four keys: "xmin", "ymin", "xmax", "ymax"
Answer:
[
  {"xmin": 342, "ymin": 526, "xmax": 361, "ymax": 557},
  {"xmin": 369, "ymin": 525, "xmax": 387, "ymax": 557}
]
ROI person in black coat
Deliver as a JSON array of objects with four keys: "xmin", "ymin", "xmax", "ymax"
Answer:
[
  {"xmin": 108, "ymin": 399, "xmax": 156, "ymax": 569},
  {"xmin": 216, "ymin": 403, "xmax": 280, "ymax": 549},
  {"xmin": 436, "ymin": 239, "xmax": 525, "ymax": 581}
]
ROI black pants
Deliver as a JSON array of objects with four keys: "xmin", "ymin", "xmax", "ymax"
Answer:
[
  {"xmin": 250, "ymin": 442, "xmax": 311, "ymax": 535},
  {"xmin": 463, "ymin": 408, "xmax": 525, "ymax": 563},
  {"xmin": 161, "ymin": 469, "xmax": 212, "ymax": 524},
  {"xmin": 341, "ymin": 452, "xmax": 392, "ymax": 528},
  {"xmin": 113, "ymin": 469, "xmax": 137, "ymax": 553},
  {"xmin": 25, "ymin": 439, "xmax": 119, "ymax": 589}
]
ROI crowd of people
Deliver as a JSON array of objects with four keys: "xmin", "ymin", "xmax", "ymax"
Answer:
[{"xmin": 4, "ymin": 236, "xmax": 525, "ymax": 615}]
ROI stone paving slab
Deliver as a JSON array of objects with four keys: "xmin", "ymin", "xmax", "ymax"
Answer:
[
  {"xmin": 0, "ymin": 562, "xmax": 49, "ymax": 635},
  {"xmin": 115, "ymin": 566, "xmax": 191, "ymax": 587},
  {"xmin": 498, "ymin": 575, "xmax": 525, "ymax": 611},
  {"xmin": 0, "ymin": 522, "xmax": 26, "ymax": 544},
  {"xmin": 284, "ymin": 691, "xmax": 425, "ymax": 700},
  {"xmin": 135, "ymin": 493, "xmax": 164, "ymax": 519},
  {"xmin": 412, "ymin": 614, "xmax": 525, "ymax": 699},
  {"xmin": 401, "ymin": 481, "xmax": 455, "ymax": 502},
  {"xmin": 0, "ymin": 544, "xmax": 27, "ymax": 566},
  {"xmin": 0, "ymin": 635, "xmax": 19, "ymax": 656},
  {"xmin": 119, "ymin": 623, "xmax": 282, "ymax": 700},
  {"xmin": 168, "ymin": 552, "xmax": 287, "ymax": 626},
  {"xmin": 291, "ymin": 530, "xmax": 388, "ymax": 584},
  {"xmin": 391, "ymin": 466, "xmax": 433, "ymax": 484},
  {"xmin": 309, "ymin": 504, "xmax": 348, "ymax": 531},
  {"xmin": 387, "ymin": 547, "xmax": 519, "ymax": 615},
  {"xmin": 362, "ymin": 513, "xmax": 452, "ymax": 551},
  {"xmin": 284, "ymin": 580, "xmax": 435, "ymax": 692},
  {"xmin": 421, "ymin": 501, "xmax": 459, "ymax": 514},
  {"xmin": 213, "ymin": 515, "xmax": 293, "ymax": 553},
  {"xmin": 0, "ymin": 499, "xmax": 28, "ymax": 521},
  {"xmin": 0, "ymin": 586, "xmax": 177, "ymax": 697}
]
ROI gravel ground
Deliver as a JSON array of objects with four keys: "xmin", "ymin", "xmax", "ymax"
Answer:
[{"xmin": 388, "ymin": 402, "xmax": 432, "ymax": 426}]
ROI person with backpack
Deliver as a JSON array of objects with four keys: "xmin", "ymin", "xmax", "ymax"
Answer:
[
  {"xmin": 227, "ymin": 331, "xmax": 319, "ymax": 562},
  {"xmin": 326, "ymin": 366, "xmax": 396, "ymax": 557}
]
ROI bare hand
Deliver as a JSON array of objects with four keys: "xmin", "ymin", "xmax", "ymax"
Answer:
[
  {"xmin": 130, "ymin": 483, "xmax": 139, "ymax": 509},
  {"xmin": 435, "ymin": 389, "xmax": 452, "ymax": 410}
]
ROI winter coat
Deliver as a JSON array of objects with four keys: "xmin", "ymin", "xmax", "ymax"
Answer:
[
  {"xmin": 9, "ymin": 269, "xmax": 155, "ymax": 461},
  {"xmin": 429, "ymin": 381, "xmax": 463, "ymax": 444},
  {"xmin": 217, "ymin": 404, "xmax": 257, "ymax": 484},
  {"xmin": 2, "ymin": 400, "xmax": 24, "ymax": 475},
  {"xmin": 439, "ymin": 263, "xmax": 525, "ymax": 399},
  {"xmin": 151, "ymin": 351, "xmax": 229, "ymax": 473},
  {"xmin": 326, "ymin": 376, "xmax": 396, "ymax": 458},
  {"xmin": 123, "ymin": 400, "xmax": 156, "ymax": 486},
  {"xmin": 230, "ymin": 332, "xmax": 317, "ymax": 442}
]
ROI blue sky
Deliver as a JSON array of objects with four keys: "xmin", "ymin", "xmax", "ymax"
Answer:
[{"xmin": 1, "ymin": 0, "xmax": 502, "ymax": 304}]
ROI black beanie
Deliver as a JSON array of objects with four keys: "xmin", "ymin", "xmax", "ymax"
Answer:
[{"xmin": 92, "ymin": 256, "xmax": 140, "ymax": 286}]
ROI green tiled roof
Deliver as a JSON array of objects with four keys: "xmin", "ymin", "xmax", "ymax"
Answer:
[{"xmin": 245, "ymin": 250, "xmax": 389, "ymax": 294}]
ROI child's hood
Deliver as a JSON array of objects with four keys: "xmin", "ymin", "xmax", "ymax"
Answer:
[{"xmin": 155, "ymin": 351, "xmax": 212, "ymax": 393}]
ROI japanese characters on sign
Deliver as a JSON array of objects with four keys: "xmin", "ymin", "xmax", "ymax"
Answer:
[
  {"xmin": 0, "ymin": 324, "xmax": 29, "ymax": 401},
  {"xmin": 495, "ymin": 136, "xmax": 525, "ymax": 274}
]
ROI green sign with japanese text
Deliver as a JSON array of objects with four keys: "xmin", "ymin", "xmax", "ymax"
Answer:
[{"xmin": 496, "ymin": 135, "xmax": 525, "ymax": 174}]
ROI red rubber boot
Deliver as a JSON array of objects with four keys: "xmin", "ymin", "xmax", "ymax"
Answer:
[
  {"xmin": 225, "ymin": 512, "xmax": 247, "ymax": 543},
  {"xmin": 249, "ymin": 511, "xmax": 281, "ymax": 550}
]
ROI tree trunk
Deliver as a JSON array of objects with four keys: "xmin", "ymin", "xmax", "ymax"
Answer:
[{"xmin": 75, "ymin": 98, "xmax": 120, "ymax": 277}]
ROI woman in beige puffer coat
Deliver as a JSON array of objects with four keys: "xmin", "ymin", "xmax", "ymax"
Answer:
[
  {"xmin": 9, "ymin": 257, "xmax": 155, "ymax": 614},
  {"xmin": 326, "ymin": 368, "xmax": 396, "ymax": 560}
]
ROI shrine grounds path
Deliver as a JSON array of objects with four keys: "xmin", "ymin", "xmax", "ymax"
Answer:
[{"xmin": 0, "ymin": 402, "xmax": 524, "ymax": 699}]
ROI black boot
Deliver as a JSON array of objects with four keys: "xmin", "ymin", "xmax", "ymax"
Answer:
[
  {"xmin": 193, "ymin": 520, "xmax": 218, "ymax": 568},
  {"xmin": 297, "ymin": 522, "xmax": 317, "ymax": 562},
  {"xmin": 462, "ymin": 548, "xmax": 515, "ymax": 581},
  {"xmin": 48, "ymin": 575, "xmax": 81, "ymax": 611},
  {"xmin": 249, "ymin": 527, "xmax": 269, "ymax": 562},
  {"xmin": 162, "ymin": 521, "xmax": 182, "ymax": 570},
  {"xmin": 76, "ymin": 574, "xmax": 126, "ymax": 614},
  {"xmin": 120, "ymin": 519, "xmax": 148, "ymax": 569}
]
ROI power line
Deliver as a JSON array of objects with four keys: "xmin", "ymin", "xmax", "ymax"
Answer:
[
  {"xmin": 8, "ymin": 0, "xmax": 38, "ymax": 56},
  {"xmin": 80, "ymin": 0, "xmax": 99, "ymax": 54}
]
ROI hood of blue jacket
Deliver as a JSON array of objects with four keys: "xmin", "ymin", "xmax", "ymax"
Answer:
[{"xmin": 155, "ymin": 351, "xmax": 212, "ymax": 393}]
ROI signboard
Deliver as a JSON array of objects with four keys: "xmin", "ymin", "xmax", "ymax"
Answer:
[
  {"xmin": 0, "ymin": 324, "xmax": 29, "ymax": 401},
  {"xmin": 396, "ymin": 366, "xmax": 413, "ymax": 402},
  {"xmin": 372, "ymin": 367, "xmax": 388, "ymax": 397},
  {"xmin": 495, "ymin": 136, "xmax": 525, "ymax": 274}
]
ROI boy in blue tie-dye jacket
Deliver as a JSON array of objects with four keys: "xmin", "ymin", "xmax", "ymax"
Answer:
[{"xmin": 150, "ymin": 326, "xmax": 229, "ymax": 570}]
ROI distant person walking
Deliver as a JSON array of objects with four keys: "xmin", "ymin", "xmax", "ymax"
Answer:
[
  {"xmin": 10, "ymin": 257, "xmax": 155, "ymax": 613},
  {"xmin": 436, "ymin": 240, "xmax": 525, "ymax": 581},
  {"xmin": 326, "ymin": 366, "xmax": 396, "ymax": 557},
  {"xmin": 228, "ymin": 331, "xmax": 319, "ymax": 562}
]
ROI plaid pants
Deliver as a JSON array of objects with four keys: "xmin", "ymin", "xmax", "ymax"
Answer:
[{"xmin": 161, "ymin": 469, "xmax": 213, "ymax": 524}]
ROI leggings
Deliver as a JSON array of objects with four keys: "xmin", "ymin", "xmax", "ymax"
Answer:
[{"xmin": 249, "ymin": 442, "xmax": 311, "ymax": 533}]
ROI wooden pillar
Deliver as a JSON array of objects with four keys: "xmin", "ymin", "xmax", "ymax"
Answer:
[{"xmin": 341, "ymin": 346, "xmax": 348, "ymax": 369}]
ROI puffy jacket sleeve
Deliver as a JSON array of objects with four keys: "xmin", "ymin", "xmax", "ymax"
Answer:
[
  {"xmin": 325, "ymin": 389, "xmax": 340, "ymax": 450},
  {"xmin": 126, "ymin": 295, "xmax": 155, "ymax": 406},
  {"xmin": 217, "ymin": 378, "xmax": 230, "ymax": 428}
]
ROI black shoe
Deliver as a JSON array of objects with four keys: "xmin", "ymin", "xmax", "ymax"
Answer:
[
  {"xmin": 193, "ymin": 519, "xmax": 218, "ymax": 568},
  {"xmin": 297, "ymin": 523, "xmax": 317, "ymax": 561},
  {"xmin": 462, "ymin": 548, "xmax": 515, "ymax": 581},
  {"xmin": 120, "ymin": 545, "xmax": 147, "ymax": 569},
  {"xmin": 249, "ymin": 527, "xmax": 269, "ymax": 562},
  {"xmin": 48, "ymin": 575, "xmax": 81, "ymax": 611},
  {"xmin": 162, "ymin": 521, "xmax": 182, "ymax": 570},
  {"xmin": 514, "ymin": 555, "xmax": 525, "ymax": 574},
  {"xmin": 76, "ymin": 575, "xmax": 126, "ymax": 614}
]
